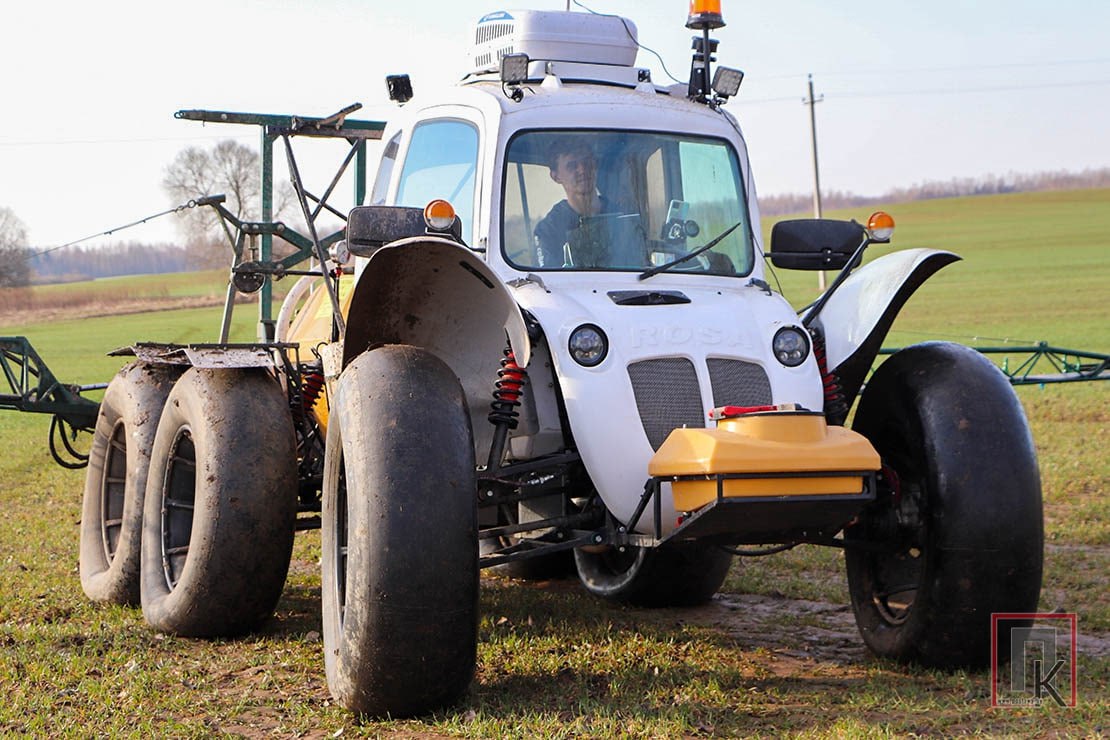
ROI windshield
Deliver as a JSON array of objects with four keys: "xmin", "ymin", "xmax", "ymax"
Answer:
[{"xmin": 502, "ymin": 130, "xmax": 754, "ymax": 276}]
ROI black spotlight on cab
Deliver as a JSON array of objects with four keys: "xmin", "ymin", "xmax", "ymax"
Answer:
[{"xmin": 386, "ymin": 74, "xmax": 413, "ymax": 103}]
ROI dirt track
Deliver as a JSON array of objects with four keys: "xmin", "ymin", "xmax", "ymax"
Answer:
[{"xmin": 695, "ymin": 591, "xmax": 1110, "ymax": 662}]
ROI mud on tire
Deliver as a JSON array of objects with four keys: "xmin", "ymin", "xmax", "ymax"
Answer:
[
  {"xmin": 140, "ymin": 367, "xmax": 298, "ymax": 637},
  {"xmin": 80, "ymin": 362, "xmax": 181, "ymax": 605},
  {"xmin": 322, "ymin": 345, "xmax": 478, "ymax": 717}
]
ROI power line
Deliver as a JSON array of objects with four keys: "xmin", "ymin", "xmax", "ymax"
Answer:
[
  {"xmin": 737, "ymin": 78, "xmax": 1110, "ymax": 105},
  {"xmin": 20, "ymin": 200, "xmax": 200, "ymax": 261},
  {"xmin": 831, "ymin": 78, "xmax": 1110, "ymax": 99},
  {"xmin": 757, "ymin": 57, "xmax": 1110, "ymax": 81}
]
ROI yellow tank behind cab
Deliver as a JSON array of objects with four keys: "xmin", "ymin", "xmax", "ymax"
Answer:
[
  {"xmin": 285, "ymin": 276, "xmax": 355, "ymax": 432},
  {"xmin": 648, "ymin": 410, "xmax": 881, "ymax": 512}
]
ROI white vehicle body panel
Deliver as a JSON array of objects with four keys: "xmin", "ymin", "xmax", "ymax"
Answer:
[{"xmin": 812, "ymin": 248, "xmax": 960, "ymax": 371}]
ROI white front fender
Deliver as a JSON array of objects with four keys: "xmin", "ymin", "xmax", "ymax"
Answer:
[{"xmin": 810, "ymin": 248, "xmax": 960, "ymax": 403}]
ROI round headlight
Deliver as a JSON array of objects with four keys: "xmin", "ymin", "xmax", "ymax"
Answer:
[
  {"xmin": 569, "ymin": 324, "xmax": 608, "ymax": 367},
  {"xmin": 773, "ymin": 326, "xmax": 810, "ymax": 367}
]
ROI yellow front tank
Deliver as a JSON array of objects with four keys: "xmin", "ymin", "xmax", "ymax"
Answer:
[{"xmin": 648, "ymin": 410, "xmax": 881, "ymax": 512}]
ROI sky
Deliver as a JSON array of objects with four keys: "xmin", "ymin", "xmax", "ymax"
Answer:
[{"xmin": 1, "ymin": 0, "xmax": 1108, "ymax": 249}]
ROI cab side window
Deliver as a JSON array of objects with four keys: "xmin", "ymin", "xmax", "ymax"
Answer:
[{"xmin": 395, "ymin": 120, "xmax": 480, "ymax": 240}]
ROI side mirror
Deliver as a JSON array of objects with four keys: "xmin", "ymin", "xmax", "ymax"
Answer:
[
  {"xmin": 769, "ymin": 219, "xmax": 865, "ymax": 271},
  {"xmin": 346, "ymin": 205, "xmax": 462, "ymax": 257}
]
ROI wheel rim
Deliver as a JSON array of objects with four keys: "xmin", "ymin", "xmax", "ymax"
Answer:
[
  {"xmin": 99, "ymin": 420, "xmax": 128, "ymax": 563},
  {"xmin": 597, "ymin": 546, "xmax": 642, "ymax": 576},
  {"xmin": 869, "ymin": 548, "xmax": 923, "ymax": 626},
  {"xmin": 575, "ymin": 545, "xmax": 647, "ymax": 595},
  {"xmin": 860, "ymin": 469, "xmax": 927, "ymax": 627},
  {"xmin": 161, "ymin": 428, "xmax": 197, "ymax": 591}
]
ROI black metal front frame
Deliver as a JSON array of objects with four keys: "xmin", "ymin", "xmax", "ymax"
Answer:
[
  {"xmin": 627, "ymin": 470, "xmax": 878, "ymax": 546},
  {"xmin": 476, "ymin": 450, "xmax": 607, "ymax": 568}
]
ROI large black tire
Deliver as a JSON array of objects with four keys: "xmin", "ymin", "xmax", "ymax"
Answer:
[
  {"xmin": 846, "ymin": 342, "xmax": 1043, "ymax": 668},
  {"xmin": 322, "ymin": 345, "xmax": 478, "ymax": 717},
  {"xmin": 574, "ymin": 542, "xmax": 733, "ymax": 607},
  {"xmin": 140, "ymin": 367, "xmax": 298, "ymax": 637},
  {"xmin": 80, "ymin": 362, "xmax": 181, "ymax": 605}
]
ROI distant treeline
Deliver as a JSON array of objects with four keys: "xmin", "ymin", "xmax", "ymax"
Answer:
[
  {"xmin": 29, "ymin": 242, "xmax": 196, "ymax": 284},
  {"xmin": 757, "ymin": 167, "xmax": 1110, "ymax": 216}
]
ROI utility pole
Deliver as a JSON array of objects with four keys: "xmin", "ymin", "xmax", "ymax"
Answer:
[{"xmin": 804, "ymin": 74, "xmax": 826, "ymax": 290}]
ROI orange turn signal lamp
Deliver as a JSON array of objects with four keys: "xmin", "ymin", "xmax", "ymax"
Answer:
[
  {"xmin": 424, "ymin": 199, "xmax": 456, "ymax": 231},
  {"xmin": 866, "ymin": 211, "xmax": 895, "ymax": 242},
  {"xmin": 687, "ymin": 0, "xmax": 725, "ymax": 30}
]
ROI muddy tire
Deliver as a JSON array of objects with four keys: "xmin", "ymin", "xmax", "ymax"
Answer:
[
  {"xmin": 322, "ymin": 346, "xmax": 478, "ymax": 717},
  {"xmin": 140, "ymin": 367, "xmax": 298, "ymax": 637},
  {"xmin": 574, "ymin": 542, "xmax": 732, "ymax": 607},
  {"xmin": 79, "ymin": 362, "xmax": 181, "ymax": 605},
  {"xmin": 846, "ymin": 342, "xmax": 1043, "ymax": 668}
]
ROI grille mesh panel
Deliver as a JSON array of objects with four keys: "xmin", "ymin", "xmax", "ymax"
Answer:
[
  {"xmin": 707, "ymin": 358, "xmax": 772, "ymax": 408},
  {"xmin": 627, "ymin": 358, "xmax": 705, "ymax": 450}
]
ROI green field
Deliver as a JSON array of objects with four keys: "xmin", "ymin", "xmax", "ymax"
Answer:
[{"xmin": 0, "ymin": 189, "xmax": 1106, "ymax": 736}]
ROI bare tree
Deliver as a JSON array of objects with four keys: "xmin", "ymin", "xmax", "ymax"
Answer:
[
  {"xmin": 0, "ymin": 207, "xmax": 31, "ymax": 288},
  {"xmin": 162, "ymin": 140, "xmax": 294, "ymax": 268}
]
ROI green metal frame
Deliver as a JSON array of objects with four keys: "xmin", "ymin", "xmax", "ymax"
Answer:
[
  {"xmin": 880, "ymin": 342, "xmax": 1109, "ymax": 385},
  {"xmin": 174, "ymin": 106, "xmax": 385, "ymax": 341},
  {"xmin": 0, "ymin": 336, "xmax": 101, "ymax": 430}
]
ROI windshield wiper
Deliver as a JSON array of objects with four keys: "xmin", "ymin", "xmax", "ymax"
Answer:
[{"xmin": 637, "ymin": 220, "xmax": 744, "ymax": 281}]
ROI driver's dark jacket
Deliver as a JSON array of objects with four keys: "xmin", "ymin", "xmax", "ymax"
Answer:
[{"xmin": 533, "ymin": 197, "xmax": 612, "ymax": 268}]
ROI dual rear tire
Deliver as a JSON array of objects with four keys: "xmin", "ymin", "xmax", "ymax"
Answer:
[
  {"xmin": 79, "ymin": 360, "xmax": 299, "ymax": 635},
  {"xmin": 139, "ymin": 367, "xmax": 298, "ymax": 636}
]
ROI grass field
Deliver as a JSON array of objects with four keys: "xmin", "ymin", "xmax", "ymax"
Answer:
[{"xmin": 0, "ymin": 189, "xmax": 1107, "ymax": 736}]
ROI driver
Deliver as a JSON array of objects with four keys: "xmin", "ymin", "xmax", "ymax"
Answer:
[{"xmin": 533, "ymin": 138, "xmax": 612, "ymax": 267}]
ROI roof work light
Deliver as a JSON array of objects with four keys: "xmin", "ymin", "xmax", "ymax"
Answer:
[
  {"xmin": 386, "ymin": 74, "xmax": 413, "ymax": 103},
  {"xmin": 687, "ymin": 0, "xmax": 725, "ymax": 30},
  {"xmin": 711, "ymin": 66, "xmax": 744, "ymax": 98},
  {"xmin": 500, "ymin": 53, "xmax": 530, "ymax": 85}
]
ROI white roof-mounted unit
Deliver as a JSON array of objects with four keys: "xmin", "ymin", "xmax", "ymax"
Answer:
[{"xmin": 471, "ymin": 10, "xmax": 639, "ymax": 76}]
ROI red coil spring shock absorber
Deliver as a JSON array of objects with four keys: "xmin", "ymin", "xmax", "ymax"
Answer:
[
  {"xmin": 810, "ymin": 329, "xmax": 848, "ymax": 424},
  {"xmin": 301, "ymin": 370, "xmax": 326, "ymax": 416},
  {"xmin": 486, "ymin": 348, "xmax": 527, "ymax": 471},
  {"xmin": 488, "ymin": 348, "xmax": 527, "ymax": 430}
]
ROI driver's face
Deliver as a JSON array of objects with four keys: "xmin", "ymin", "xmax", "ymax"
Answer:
[{"xmin": 551, "ymin": 150, "xmax": 597, "ymax": 198}]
